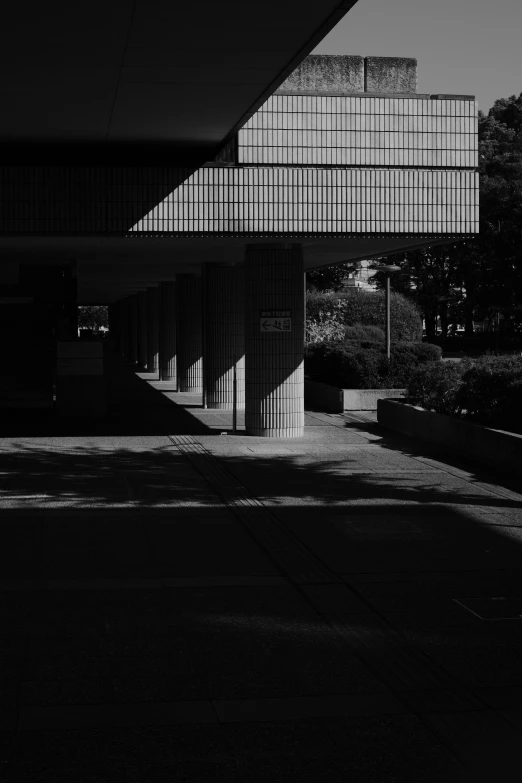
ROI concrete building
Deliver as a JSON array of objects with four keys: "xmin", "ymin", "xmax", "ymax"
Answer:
[{"xmin": 0, "ymin": 4, "xmax": 478, "ymax": 437}]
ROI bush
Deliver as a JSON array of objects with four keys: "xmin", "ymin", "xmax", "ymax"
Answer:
[
  {"xmin": 406, "ymin": 355, "xmax": 522, "ymax": 434},
  {"xmin": 305, "ymin": 341, "xmax": 441, "ymax": 389},
  {"xmin": 343, "ymin": 325, "xmax": 384, "ymax": 346},
  {"xmin": 457, "ymin": 355, "xmax": 522, "ymax": 431},
  {"xmin": 341, "ymin": 290, "xmax": 423, "ymax": 343},
  {"xmin": 388, "ymin": 343, "xmax": 443, "ymax": 387},
  {"xmin": 306, "ymin": 289, "xmax": 423, "ymax": 344},
  {"xmin": 407, "ymin": 361, "xmax": 469, "ymax": 415}
]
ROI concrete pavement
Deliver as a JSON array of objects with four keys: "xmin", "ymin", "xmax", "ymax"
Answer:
[{"xmin": 1, "ymin": 357, "xmax": 522, "ymax": 781}]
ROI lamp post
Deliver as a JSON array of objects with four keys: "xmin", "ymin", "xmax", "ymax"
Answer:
[{"xmin": 371, "ymin": 264, "xmax": 401, "ymax": 359}]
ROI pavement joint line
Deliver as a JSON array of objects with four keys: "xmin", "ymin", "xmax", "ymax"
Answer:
[
  {"xmin": 165, "ymin": 433, "xmax": 506, "ymax": 729},
  {"xmin": 166, "ymin": 434, "xmax": 340, "ymax": 585}
]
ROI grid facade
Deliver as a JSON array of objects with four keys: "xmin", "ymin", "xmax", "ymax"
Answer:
[
  {"xmin": 134, "ymin": 166, "xmax": 478, "ymax": 235},
  {"xmin": 0, "ymin": 166, "xmax": 192, "ymax": 234},
  {"xmin": 237, "ymin": 95, "xmax": 478, "ymax": 168}
]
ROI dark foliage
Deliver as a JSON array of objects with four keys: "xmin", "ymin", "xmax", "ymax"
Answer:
[
  {"xmin": 306, "ymin": 289, "xmax": 423, "ymax": 344},
  {"xmin": 305, "ymin": 340, "xmax": 441, "ymax": 390},
  {"xmin": 78, "ymin": 305, "xmax": 108, "ymax": 330},
  {"xmin": 406, "ymin": 354, "xmax": 522, "ymax": 434}
]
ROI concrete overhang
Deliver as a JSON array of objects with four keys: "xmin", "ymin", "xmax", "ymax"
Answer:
[
  {"xmin": 0, "ymin": 0, "xmax": 358, "ymax": 164},
  {"xmin": 0, "ymin": 234, "xmax": 463, "ymax": 304}
]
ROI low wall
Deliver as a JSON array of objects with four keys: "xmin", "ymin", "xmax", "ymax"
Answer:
[
  {"xmin": 343, "ymin": 388, "xmax": 406, "ymax": 411},
  {"xmin": 305, "ymin": 381, "xmax": 405, "ymax": 412},
  {"xmin": 304, "ymin": 381, "xmax": 343, "ymax": 413},
  {"xmin": 377, "ymin": 399, "xmax": 522, "ymax": 477}
]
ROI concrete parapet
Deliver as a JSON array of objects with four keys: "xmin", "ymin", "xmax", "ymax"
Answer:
[
  {"xmin": 277, "ymin": 55, "xmax": 417, "ymax": 95},
  {"xmin": 365, "ymin": 56, "xmax": 417, "ymax": 93},
  {"xmin": 278, "ymin": 55, "xmax": 364, "ymax": 93}
]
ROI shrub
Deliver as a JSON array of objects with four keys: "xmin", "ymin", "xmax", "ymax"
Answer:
[
  {"xmin": 343, "ymin": 325, "xmax": 384, "ymax": 346},
  {"xmin": 406, "ymin": 355, "xmax": 522, "ymax": 434},
  {"xmin": 306, "ymin": 291, "xmax": 346, "ymax": 343},
  {"xmin": 457, "ymin": 355, "xmax": 522, "ymax": 430},
  {"xmin": 306, "ymin": 289, "xmax": 423, "ymax": 344},
  {"xmin": 339, "ymin": 289, "xmax": 423, "ymax": 342},
  {"xmin": 305, "ymin": 341, "xmax": 441, "ymax": 389},
  {"xmin": 387, "ymin": 343, "xmax": 443, "ymax": 387},
  {"xmin": 407, "ymin": 361, "xmax": 469, "ymax": 415}
]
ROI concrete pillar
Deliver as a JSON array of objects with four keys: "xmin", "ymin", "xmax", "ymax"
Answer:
[
  {"xmin": 137, "ymin": 291, "xmax": 147, "ymax": 368},
  {"xmin": 176, "ymin": 275, "xmax": 202, "ymax": 393},
  {"xmin": 146, "ymin": 287, "xmax": 159, "ymax": 374},
  {"xmin": 128, "ymin": 294, "xmax": 138, "ymax": 364},
  {"xmin": 202, "ymin": 264, "xmax": 245, "ymax": 409},
  {"xmin": 158, "ymin": 282, "xmax": 177, "ymax": 382},
  {"xmin": 244, "ymin": 243, "xmax": 305, "ymax": 437},
  {"xmin": 108, "ymin": 302, "xmax": 118, "ymax": 351},
  {"xmin": 120, "ymin": 298, "xmax": 129, "ymax": 359}
]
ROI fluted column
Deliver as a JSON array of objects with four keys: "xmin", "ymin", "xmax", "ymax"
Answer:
[
  {"xmin": 128, "ymin": 294, "xmax": 138, "ymax": 364},
  {"xmin": 120, "ymin": 298, "xmax": 130, "ymax": 359},
  {"xmin": 158, "ymin": 282, "xmax": 177, "ymax": 382},
  {"xmin": 244, "ymin": 243, "xmax": 304, "ymax": 437},
  {"xmin": 202, "ymin": 264, "xmax": 245, "ymax": 409},
  {"xmin": 108, "ymin": 302, "xmax": 119, "ymax": 352},
  {"xmin": 146, "ymin": 287, "xmax": 159, "ymax": 374},
  {"xmin": 137, "ymin": 291, "xmax": 147, "ymax": 368},
  {"xmin": 176, "ymin": 275, "xmax": 203, "ymax": 393}
]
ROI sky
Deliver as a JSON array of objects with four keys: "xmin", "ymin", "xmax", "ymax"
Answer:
[{"xmin": 313, "ymin": 0, "xmax": 521, "ymax": 113}]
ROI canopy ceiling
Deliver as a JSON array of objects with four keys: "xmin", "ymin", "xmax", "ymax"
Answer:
[{"xmin": 0, "ymin": 0, "xmax": 357, "ymax": 162}]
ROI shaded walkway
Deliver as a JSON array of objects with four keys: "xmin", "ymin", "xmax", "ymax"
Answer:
[{"xmin": 1, "ymin": 357, "xmax": 522, "ymax": 782}]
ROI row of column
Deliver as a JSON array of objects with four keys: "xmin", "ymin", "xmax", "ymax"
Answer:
[{"xmin": 110, "ymin": 244, "xmax": 304, "ymax": 438}]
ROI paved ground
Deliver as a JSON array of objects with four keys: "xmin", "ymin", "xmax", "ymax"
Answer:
[{"xmin": 1, "ymin": 355, "xmax": 522, "ymax": 782}]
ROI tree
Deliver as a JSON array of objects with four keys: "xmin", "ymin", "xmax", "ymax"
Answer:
[
  {"xmin": 304, "ymin": 94, "xmax": 522, "ymax": 339},
  {"xmin": 78, "ymin": 305, "xmax": 108, "ymax": 330},
  {"xmin": 380, "ymin": 96, "xmax": 522, "ymax": 338},
  {"xmin": 306, "ymin": 263, "xmax": 357, "ymax": 292}
]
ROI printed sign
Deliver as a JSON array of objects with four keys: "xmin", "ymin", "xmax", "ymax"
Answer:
[{"xmin": 260, "ymin": 310, "xmax": 291, "ymax": 333}]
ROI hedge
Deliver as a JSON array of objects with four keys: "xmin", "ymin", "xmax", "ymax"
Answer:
[
  {"xmin": 306, "ymin": 289, "xmax": 423, "ymax": 344},
  {"xmin": 305, "ymin": 341, "xmax": 442, "ymax": 389},
  {"xmin": 407, "ymin": 355, "xmax": 522, "ymax": 434}
]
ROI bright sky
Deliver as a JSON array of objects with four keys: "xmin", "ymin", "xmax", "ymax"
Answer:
[{"xmin": 313, "ymin": 0, "xmax": 521, "ymax": 113}]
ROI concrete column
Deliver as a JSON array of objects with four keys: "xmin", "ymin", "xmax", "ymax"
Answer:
[
  {"xmin": 158, "ymin": 282, "xmax": 177, "ymax": 382},
  {"xmin": 176, "ymin": 275, "xmax": 202, "ymax": 393},
  {"xmin": 244, "ymin": 243, "xmax": 305, "ymax": 438},
  {"xmin": 120, "ymin": 298, "xmax": 129, "ymax": 359},
  {"xmin": 128, "ymin": 294, "xmax": 138, "ymax": 364},
  {"xmin": 137, "ymin": 291, "xmax": 147, "ymax": 368},
  {"xmin": 108, "ymin": 302, "xmax": 118, "ymax": 351},
  {"xmin": 146, "ymin": 287, "xmax": 159, "ymax": 374},
  {"xmin": 202, "ymin": 264, "xmax": 245, "ymax": 409}
]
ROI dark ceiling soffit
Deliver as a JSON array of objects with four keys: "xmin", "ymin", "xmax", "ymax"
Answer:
[
  {"xmin": 306, "ymin": 237, "xmax": 465, "ymax": 271},
  {"xmin": 215, "ymin": 0, "xmax": 360, "ymax": 157},
  {"xmin": 0, "ymin": 141, "xmax": 218, "ymax": 166}
]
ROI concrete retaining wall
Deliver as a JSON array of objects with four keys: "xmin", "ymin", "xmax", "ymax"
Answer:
[
  {"xmin": 377, "ymin": 399, "xmax": 522, "ymax": 477},
  {"xmin": 343, "ymin": 388, "xmax": 406, "ymax": 410},
  {"xmin": 304, "ymin": 381, "xmax": 343, "ymax": 413},
  {"xmin": 305, "ymin": 381, "xmax": 405, "ymax": 412}
]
